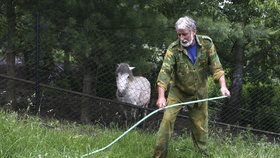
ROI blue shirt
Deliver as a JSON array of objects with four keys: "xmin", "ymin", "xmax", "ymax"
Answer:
[{"xmin": 186, "ymin": 43, "xmax": 197, "ymax": 64}]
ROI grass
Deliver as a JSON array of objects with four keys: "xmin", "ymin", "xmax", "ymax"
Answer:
[{"xmin": 0, "ymin": 111, "xmax": 280, "ymax": 158}]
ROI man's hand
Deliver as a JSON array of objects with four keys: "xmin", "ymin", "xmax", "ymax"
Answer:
[
  {"xmin": 220, "ymin": 87, "xmax": 231, "ymax": 97},
  {"xmin": 156, "ymin": 97, "xmax": 167, "ymax": 109},
  {"xmin": 156, "ymin": 86, "xmax": 167, "ymax": 108},
  {"xmin": 219, "ymin": 75, "xmax": 231, "ymax": 97}
]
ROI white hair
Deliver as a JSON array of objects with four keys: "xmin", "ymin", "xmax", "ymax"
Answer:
[{"xmin": 175, "ymin": 16, "xmax": 196, "ymax": 31}]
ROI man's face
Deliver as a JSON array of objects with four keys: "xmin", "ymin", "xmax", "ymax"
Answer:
[{"xmin": 177, "ymin": 29, "xmax": 196, "ymax": 47}]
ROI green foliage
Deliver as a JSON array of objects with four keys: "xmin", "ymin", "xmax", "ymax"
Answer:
[
  {"xmin": 242, "ymin": 82, "xmax": 280, "ymax": 132},
  {"xmin": 208, "ymin": 77, "xmax": 220, "ymax": 97},
  {"xmin": 0, "ymin": 15, "xmax": 7, "ymax": 45}
]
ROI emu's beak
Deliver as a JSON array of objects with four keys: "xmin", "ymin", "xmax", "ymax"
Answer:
[{"xmin": 117, "ymin": 90, "xmax": 124, "ymax": 97}]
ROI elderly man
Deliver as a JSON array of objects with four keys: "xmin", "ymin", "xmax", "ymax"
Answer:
[{"xmin": 153, "ymin": 16, "xmax": 230, "ymax": 157}]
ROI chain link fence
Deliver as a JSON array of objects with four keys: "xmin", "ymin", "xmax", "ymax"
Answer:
[{"xmin": 0, "ymin": 21, "xmax": 280, "ymax": 139}]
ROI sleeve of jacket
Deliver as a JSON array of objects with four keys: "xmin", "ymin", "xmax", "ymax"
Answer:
[
  {"xmin": 208, "ymin": 43, "xmax": 224, "ymax": 81},
  {"xmin": 156, "ymin": 49, "xmax": 175, "ymax": 91}
]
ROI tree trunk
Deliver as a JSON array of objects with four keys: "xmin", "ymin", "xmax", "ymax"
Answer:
[
  {"xmin": 5, "ymin": 0, "xmax": 16, "ymax": 110},
  {"xmin": 221, "ymin": 40, "xmax": 244, "ymax": 124},
  {"xmin": 80, "ymin": 73, "xmax": 93, "ymax": 123}
]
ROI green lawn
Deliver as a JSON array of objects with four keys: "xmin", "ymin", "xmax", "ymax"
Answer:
[{"xmin": 0, "ymin": 111, "xmax": 279, "ymax": 158}]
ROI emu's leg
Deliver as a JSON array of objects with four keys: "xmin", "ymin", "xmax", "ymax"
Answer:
[
  {"xmin": 141, "ymin": 104, "xmax": 149, "ymax": 129},
  {"xmin": 144, "ymin": 105, "xmax": 148, "ymax": 117},
  {"xmin": 131, "ymin": 108, "xmax": 137, "ymax": 122},
  {"xmin": 142, "ymin": 103, "xmax": 148, "ymax": 118},
  {"xmin": 122, "ymin": 105, "xmax": 128, "ymax": 128}
]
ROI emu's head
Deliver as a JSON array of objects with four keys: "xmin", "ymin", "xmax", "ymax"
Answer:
[{"xmin": 116, "ymin": 63, "xmax": 135, "ymax": 94}]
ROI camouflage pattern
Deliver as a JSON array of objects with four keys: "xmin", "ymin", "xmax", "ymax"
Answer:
[{"xmin": 153, "ymin": 35, "xmax": 224, "ymax": 158}]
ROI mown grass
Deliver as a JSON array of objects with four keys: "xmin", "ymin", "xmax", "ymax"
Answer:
[{"xmin": 0, "ymin": 111, "xmax": 279, "ymax": 158}]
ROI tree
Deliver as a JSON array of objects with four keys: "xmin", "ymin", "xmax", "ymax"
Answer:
[
  {"xmin": 220, "ymin": 0, "xmax": 280, "ymax": 124},
  {"xmin": 2, "ymin": 0, "xmax": 16, "ymax": 110}
]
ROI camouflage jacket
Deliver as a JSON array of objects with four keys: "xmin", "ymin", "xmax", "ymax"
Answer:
[{"xmin": 157, "ymin": 35, "xmax": 224, "ymax": 99}]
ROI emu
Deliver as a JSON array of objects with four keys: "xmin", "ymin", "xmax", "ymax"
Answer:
[{"xmin": 115, "ymin": 63, "xmax": 151, "ymax": 122}]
